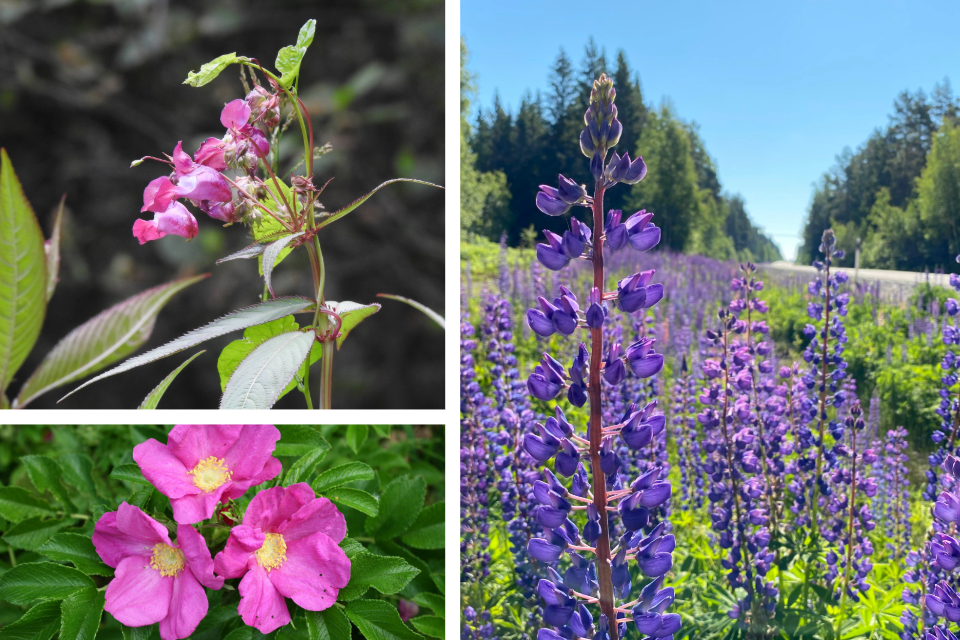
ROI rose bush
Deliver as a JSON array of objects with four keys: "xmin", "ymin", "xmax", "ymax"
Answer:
[{"xmin": 0, "ymin": 425, "xmax": 444, "ymax": 640}]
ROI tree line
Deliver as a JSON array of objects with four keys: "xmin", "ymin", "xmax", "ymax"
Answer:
[
  {"xmin": 798, "ymin": 80, "xmax": 960, "ymax": 271},
  {"xmin": 460, "ymin": 39, "xmax": 782, "ymax": 263}
]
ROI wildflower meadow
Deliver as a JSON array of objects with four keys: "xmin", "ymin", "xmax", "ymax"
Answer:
[
  {"xmin": 0, "ymin": 425, "xmax": 445, "ymax": 640},
  {"xmin": 460, "ymin": 74, "xmax": 960, "ymax": 640}
]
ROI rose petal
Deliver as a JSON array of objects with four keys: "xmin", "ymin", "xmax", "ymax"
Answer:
[
  {"xmin": 132, "ymin": 439, "xmax": 198, "ymax": 500},
  {"xmin": 223, "ymin": 425, "xmax": 282, "ymax": 483},
  {"xmin": 93, "ymin": 510, "xmax": 155, "ymax": 567},
  {"xmin": 238, "ymin": 565, "xmax": 290, "ymax": 634},
  {"xmin": 104, "ymin": 555, "xmax": 172, "ymax": 627},
  {"xmin": 176, "ymin": 524, "xmax": 223, "ymax": 590},
  {"xmin": 269, "ymin": 533, "xmax": 350, "ymax": 610},
  {"xmin": 214, "ymin": 525, "xmax": 264, "ymax": 579},
  {"xmin": 170, "ymin": 485, "xmax": 230, "ymax": 525},
  {"xmin": 116, "ymin": 503, "xmax": 174, "ymax": 547},
  {"xmin": 167, "ymin": 425, "xmax": 243, "ymax": 470},
  {"xmin": 278, "ymin": 496, "xmax": 347, "ymax": 543},
  {"xmin": 158, "ymin": 569, "xmax": 207, "ymax": 640}
]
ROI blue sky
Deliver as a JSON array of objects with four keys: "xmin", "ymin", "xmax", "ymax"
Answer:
[{"xmin": 461, "ymin": 0, "xmax": 960, "ymax": 260}]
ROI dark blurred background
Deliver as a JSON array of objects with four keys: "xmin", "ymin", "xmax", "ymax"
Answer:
[{"xmin": 0, "ymin": 0, "xmax": 444, "ymax": 409}]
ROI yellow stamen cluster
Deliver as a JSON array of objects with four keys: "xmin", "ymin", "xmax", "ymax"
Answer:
[
  {"xmin": 255, "ymin": 533, "xmax": 287, "ymax": 572},
  {"xmin": 189, "ymin": 456, "xmax": 232, "ymax": 492},
  {"xmin": 150, "ymin": 543, "xmax": 185, "ymax": 577}
]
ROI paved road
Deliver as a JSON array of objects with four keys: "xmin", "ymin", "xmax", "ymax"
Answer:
[{"xmin": 759, "ymin": 261, "xmax": 952, "ymax": 298}]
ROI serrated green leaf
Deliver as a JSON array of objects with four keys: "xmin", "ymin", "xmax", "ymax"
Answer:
[
  {"xmin": 313, "ymin": 462, "xmax": 375, "ymax": 494},
  {"xmin": 344, "ymin": 600, "xmax": 422, "ymax": 640},
  {"xmin": 0, "ymin": 149, "xmax": 47, "ymax": 395},
  {"xmin": 60, "ymin": 587, "xmax": 104, "ymax": 640},
  {"xmin": 57, "ymin": 454, "xmax": 96, "ymax": 498},
  {"xmin": 338, "ymin": 553, "xmax": 420, "ymax": 601},
  {"xmin": 0, "ymin": 561, "xmax": 95, "ymax": 605},
  {"xmin": 346, "ymin": 425, "xmax": 369, "ymax": 454},
  {"xmin": 323, "ymin": 301, "xmax": 380, "ymax": 349},
  {"xmin": 17, "ymin": 275, "xmax": 206, "ymax": 408},
  {"xmin": 109, "ymin": 464, "xmax": 150, "ymax": 486},
  {"xmin": 0, "ymin": 487, "xmax": 56, "ymax": 522},
  {"xmin": 20, "ymin": 455, "xmax": 74, "ymax": 510},
  {"xmin": 216, "ymin": 242, "xmax": 269, "ymax": 264},
  {"xmin": 59, "ymin": 296, "xmax": 315, "ymax": 403},
  {"xmin": 339, "ymin": 538, "xmax": 365, "ymax": 558},
  {"xmin": 283, "ymin": 447, "xmax": 327, "ymax": 486},
  {"xmin": 218, "ymin": 316, "xmax": 321, "ymax": 403},
  {"xmin": 328, "ymin": 488, "xmax": 379, "ymax": 517},
  {"xmin": 411, "ymin": 594, "xmax": 443, "ymax": 618},
  {"xmin": 365, "ymin": 475, "xmax": 425, "ymax": 540},
  {"xmin": 409, "ymin": 617, "xmax": 443, "ymax": 639},
  {"xmin": 305, "ymin": 606, "xmax": 350, "ymax": 640},
  {"xmin": 184, "ymin": 53, "xmax": 240, "ymax": 87},
  {"xmin": 220, "ymin": 330, "xmax": 315, "ymax": 409},
  {"xmin": 263, "ymin": 233, "xmax": 302, "ymax": 298},
  {"xmin": 138, "ymin": 350, "xmax": 205, "ymax": 409},
  {"xmin": 0, "ymin": 599, "xmax": 61, "ymax": 640},
  {"xmin": 39, "ymin": 533, "xmax": 112, "ymax": 576},
  {"xmin": 400, "ymin": 503, "xmax": 444, "ymax": 550},
  {"xmin": 2, "ymin": 517, "xmax": 72, "ymax": 551},
  {"xmin": 44, "ymin": 197, "xmax": 63, "ymax": 302},
  {"xmin": 276, "ymin": 426, "xmax": 330, "ymax": 457},
  {"xmin": 372, "ymin": 425, "xmax": 391, "ymax": 438},
  {"xmin": 375, "ymin": 295, "xmax": 444, "ymax": 330}
]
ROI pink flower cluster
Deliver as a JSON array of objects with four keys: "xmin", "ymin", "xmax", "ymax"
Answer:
[
  {"xmin": 132, "ymin": 89, "xmax": 274, "ymax": 245},
  {"xmin": 93, "ymin": 425, "xmax": 351, "ymax": 640}
]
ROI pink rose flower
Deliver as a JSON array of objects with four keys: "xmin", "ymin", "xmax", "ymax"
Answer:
[
  {"xmin": 133, "ymin": 425, "xmax": 282, "ymax": 524},
  {"xmin": 93, "ymin": 503, "xmax": 224, "ymax": 640},
  {"xmin": 213, "ymin": 483, "xmax": 351, "ymax": 633}
]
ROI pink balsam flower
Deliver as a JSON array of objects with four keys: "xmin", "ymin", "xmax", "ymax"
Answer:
[
  {"xmin": 214, "ymin": 483, "xmax": 351, "ymax": 633},
  {"xmin": 93, "ymin": 503, "xmax": 224, "ymax": 640},
  {"xmin": 133, "ymin": 425, "xmax": 282, "ymax": 524}
]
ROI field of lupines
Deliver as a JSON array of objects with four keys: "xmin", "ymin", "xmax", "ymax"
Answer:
[{"xmin": 460, "ymin": 75, "xmax": 960, "ymax": 640}]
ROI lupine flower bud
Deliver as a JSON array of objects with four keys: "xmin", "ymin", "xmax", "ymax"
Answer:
[{"xmin": 586, "ymin": 287, "xmax": 606, "ymax": 329}]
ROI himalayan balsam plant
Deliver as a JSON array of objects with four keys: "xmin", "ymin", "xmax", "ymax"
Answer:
[
  {"xmin": 0, "ymin": 425, "xmax": 445, "ymax": 640},
  {"xmin": 25, "ymin": 19, "xmax": 441, "ymax": 409},
  {"xmin": 522, "ymin": 74, "xmax": 678, "ymax": 640}
]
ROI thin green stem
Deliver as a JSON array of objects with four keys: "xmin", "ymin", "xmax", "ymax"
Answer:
[
  {"xmin": 319, "ymin": 340, "xmax": 334, "ymax": 409},
  {"xmin": 8, "ymin": 547, "xmax": 15, "ymax": 567},
  {"xmin": 301, "ymin": 363, "xmax": 314, "ymax": 410}
]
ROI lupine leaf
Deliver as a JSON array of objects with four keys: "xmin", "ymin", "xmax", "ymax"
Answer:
[
  {"xmin": 16, "ymin": 274, "xmax": 206, "ymax": 407},
  {"xmin": 263, "ymin": 232, "xmax": 303, "ymax": 297},
  {"xmin": 137, "ymin": 350, "xmax": 206, "ymax": 409},
  {"xmin": 283, "ymin": 447, "xmax": 327, "ymax": 486},
  {"xmin": 344, "ymin": 600, "xmax": 422, "ymax": 640},
  {"xmin": 411, "ymin": 593, "xmax": 444, "ymax": 618},
  {"xmin": 2, "ymin": 517, "xmax": 72, "ymax": 551},
  {"xmin": 305, "ymin": 607, "xmax": 351, "ymax": 640},
  {"xmin": 276, "ymin": 426, "xmax": 330, "ymax": 457},
  {"xmin": 44, "ymin": 196, "xmax": 64, "ymax": 302},
  {"xmin": 184, "ymin": 53, "xmax": 240, "ymax": 87},
  {"xmin": 312, "ymin": 462, "xmax": 375, "ymax": 494},
  {"xmin": 409, "ymin": 617, "xmax": 443, "ymax": 639},
  {"xmin": 346, "ymin": 425, "xmax": 369, "ymax": 454},
  {"xmin": 365, "ymin": 475, "xmax": 425, "ymax": 540},
  {"xmin": 0, "ymin": 599, "xmax": 61, "ymax": 640},
  {"xmin": 216, "ymin": 242, "xmax": 269, "ymax": 264},
  {"xmin": 316, "ymin": 179, "xmax": 442, "ymax": 230},
  {"xmin": 58, "ymin": 296, "xmax": 314, "ymax": 403},
  {"xmin": 0, "ymin": 487, "xmax": 57, "ymax": 522},
  {"xmin": 375, "ymin": 294, "xmax": 444, "ymax": 330},
  {"xmin": 0, "ymin": 149, "xmax": 47, "ymax": 395},
  {"xmin": 38, "ymin": 533, "xmax": 113, "ymax": 576},
  {"xmin": 20, "ymin": 455, "xmax": 74, "ymax": 510},
  {"xmin": 217, "ymin": 316, "xmax": 320, "ymax": 402},
  {"xmin": 109, "ymin": 464, "xmax": 150, "ymax": 486},
  {"xmin": 399, "ymin": 502, "xmax": 444, "ymax": 550},
  {"xmin": 323, "ymin": 301, "xmax": 380, "ymax": 349},
  {"xmin": 337, "ymin": 552, "xmax": 420, "ymax": 601},
  {"xmin": 220, "ymin": 330, "xmax": 315, "ymax": 409},
  {"xmin": 0, "ymin": 562, "xmax": 95, "ymax": 605},
  {"xmin": 60, "ymin": 587, "xmax": 104, "ymax": 640},
  {"xmin": 327, "ymin": 488, "xmax": 379, "ymax": 517}
]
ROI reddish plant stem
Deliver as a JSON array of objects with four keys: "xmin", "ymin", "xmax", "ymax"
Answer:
[{"xmin": 588, "ymin": 181, "xmax": 618, "ymax": 640}]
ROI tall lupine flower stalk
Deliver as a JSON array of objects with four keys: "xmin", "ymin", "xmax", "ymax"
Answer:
[
  {"xmin": 879, "ymin": 426, "xmax": 912, "ymax": 559},
  {"xmin": 921, "ymin": 452, "xmax": 960, "ymax": 640},
  {"xmin": 523, "ymin": 75, "xmax": 677, "ymax": 640},
  {"xmin": 803, "ymin": 229, "xmax": 850, "ymax": 539}
]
